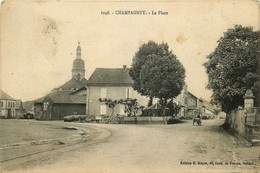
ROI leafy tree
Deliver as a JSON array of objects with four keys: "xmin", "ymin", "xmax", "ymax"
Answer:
[
  {"xmin": 204, "ymin": 25, "xmax": 259, "ymax": 113},
  {"xmin": 138, "ymin": 52, "xmax": 185, "ymax": 116},
  {"xmin": 167, "ymin": 100, "xmax": 181, "ymax": 117},
  {"xmin": 123, "ymin": 98, "xmax": 140, "ymax": 117},
  {"xmin": 129, "ymin": 41, "xmax": 172, "ymax": 106}
]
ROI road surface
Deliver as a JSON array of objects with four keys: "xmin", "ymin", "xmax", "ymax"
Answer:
[{"xmin": 0, "ymin": 119, "xmax": 259, "ymax": 172}]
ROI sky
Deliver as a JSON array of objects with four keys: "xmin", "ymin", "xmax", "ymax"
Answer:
[{"xmin": 0, "ymin": 0, "xmax": 259, "ymax": 102}]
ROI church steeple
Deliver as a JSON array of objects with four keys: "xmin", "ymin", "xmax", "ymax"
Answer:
[
  {"xmin": 72, "ymin": 42, "xmax": 85, "ymax": 80},
  {"xmin": 76, "ymin": 42, "xmax": 81, "ymax": 59}
]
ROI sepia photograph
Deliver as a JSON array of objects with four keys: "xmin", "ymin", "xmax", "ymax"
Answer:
[{"xmin": 0, "ymin": 0, "xmax": 259, "ymax": 172}]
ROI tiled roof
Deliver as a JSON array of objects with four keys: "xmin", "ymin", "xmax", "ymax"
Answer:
[
  {"xmin": 35, "ymin": 90, "xmax": 85, "ymax": 104},
  {"xmin": 88, "ymin": 68, "xmax": 133, "ymax": 86},
  {"xmin": 0, "ymin": 89, "xmax": 15, "ymax": 100},
  {"xmin": 57, "ymin": 77, "xmax": 87, "ymax": 90},
  {"xmin": 81, "ymin": 78, "xmax": 88, "ymax": 85}
]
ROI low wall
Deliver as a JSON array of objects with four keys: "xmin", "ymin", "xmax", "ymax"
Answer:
[
  {"xmin": 226, "ymin": 109, "xmax": 260, "ymax": 143},
  {"xmin": 123, "ymin": 116, "xmax": 168, "ymax": 125},
  {"xmin": 123, "ymin": 117, "xmax": 136, "ymax": 124}
]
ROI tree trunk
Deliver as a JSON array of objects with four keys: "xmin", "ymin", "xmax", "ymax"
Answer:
[
  {"xmin": 161, "ymin": 98, "xmax": 167, "ymax": 117},
  {"xmin": 148, "ymin": 97, "xmax": 153, "ymax": 107},
  {"xmin": 111, "ymin": 107, "xmax": 114, "ymax": 116}
]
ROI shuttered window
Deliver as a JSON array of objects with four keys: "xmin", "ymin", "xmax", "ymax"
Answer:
[
  {"xmin": 126, "ymin": 88, "xmax": 131, "ymax": 98},
  {"xmin": 100, "ymin": 105, "xmax": 106, "ymax": 115}
]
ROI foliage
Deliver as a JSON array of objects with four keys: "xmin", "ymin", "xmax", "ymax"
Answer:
[
  {"xmin": 204, "ymin": 25, "xmax": 259, "ymax": 113},
  {"xmin": 140, "ymin": 54, "xmax": 185, "ymax": 115},
  {"xmin": 130, "ymin": 41, "xmax": 185, "ymax": 116},
  {"xmin": 98, "ymin": 98, "xmax": 141, "ymax": 117},
  {"xmin": 98, "ymin": 98, "xmax": 124, "ymax": 116},
  {"xmin": 166, "ymin": 100, "xmax": 181, "ymax": 117},
  {"xmin": 99, "ymin": 114, "xmax": 124, "ymax": 124},
  {"xmin": 123, "ymin": 98, "xmax": 141, "ymax": 117},
  {"xmin": 129, "ymin": 41, "xmax": 172, "ymax": 105}
]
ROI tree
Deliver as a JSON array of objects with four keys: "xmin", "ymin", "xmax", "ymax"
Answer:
[
  {"xmin": 204, "ymin": 25, "xmax": 259, "ymax": 113},
  {"xmin": 129, "ymin": 41, "xmax": 172, "ymax": 106},
  {"xmin": 129, "ymin": 41, "xmax": 185, "ymax": 115},
  {"xmin": 132, "ymin": 46, "xmax": 185, "ymax": 116},
  {"xmin": 123, "ymin": 98, "xmax": 140, "ymax": 117}
]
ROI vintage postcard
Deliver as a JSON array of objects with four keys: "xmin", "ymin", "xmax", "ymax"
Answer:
[{"xmin": 0, "ymin": 0, "xmax": 259, "ymax": 172}]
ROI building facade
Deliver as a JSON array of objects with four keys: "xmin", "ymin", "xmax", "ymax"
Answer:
[
  {"xmin": 86, "ymin": 65, "xmax": 150, "ymax": 117},
  {"xmin": 201, "ymin": 99, "xmax": 215, "ymax": 118},
  {"xmin": 34, "ymin": 91, "xmax": 86, "ymax": 120},
  {"xmin": 174, "ymin": 85, "xmax": 215, "ymax": 118},
  {"xmin": 174, "ymin": 85, "xmax": 188, "ymax": 117},
  {"xmin": 0, "ymin": 89, "xmax": 17, "ymax": 118}
]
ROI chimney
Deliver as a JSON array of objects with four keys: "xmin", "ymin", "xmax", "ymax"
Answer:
[{"xmin": 123, "ymin": 65, "xmax": 127, "ymax": 71}]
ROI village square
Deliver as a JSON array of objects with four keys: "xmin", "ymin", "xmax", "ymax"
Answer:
[
  {"xmin": 1, "ymin": 36, "xmax": 259, "ymax": 172},
  {"xmin": 0, "ymin": 1, "xmax": 259, "ymax": 172}
]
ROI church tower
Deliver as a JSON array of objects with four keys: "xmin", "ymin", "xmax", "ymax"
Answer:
[{"xmin": 72, "ymin": 42, "xmax": 85, "ymax": 80}]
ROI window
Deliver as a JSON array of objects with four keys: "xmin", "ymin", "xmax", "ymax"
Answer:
[
  {"xmin": 101, "ymin": 88, "xmax": 107, "ymax": 98},
  {"xmin": 126, "ymin": 88, "xmax": 131, "ymax": 98},
  {"xmin": 100, "ymin": 105, "xmax": 106, "ymax": 115},
  {"xmin": 0, "ymin": 101, "xmax": 3, "ymax": 108}
]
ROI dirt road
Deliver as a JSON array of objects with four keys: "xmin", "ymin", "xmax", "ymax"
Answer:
[{"xmin": 0, "ymin": 119, "xmax": 259, "ymax": 172}]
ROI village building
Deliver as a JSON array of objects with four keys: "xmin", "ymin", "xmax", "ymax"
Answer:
[
  {"xmin": 200, "ymin": 98, "xmax": 215, "ymax": 118},
  {"xmin": 0, "ymin": 89, "xmax": 17, "ymax": 118},
  {"xmin": 86, "ymin": 65, "xmax": 150, "ymax": 117},
  {"xmin": 34, "ymin": 42, "xmax": 87, "ymax": 120},
  {"xmin": 174, "ymin": 86, "xmax": 215, "ymax": 119},
  {"xmin": 185, "ymin": 92, "xmax": 203, "ymax": 118},
  {"xmin": 0, "ymin": 89, "xmax": 24, "ymax": 118},
  {"xmin": 174, "ymin": 85, "xmax": 188, "ymax": 117},
  {"xmin": 34, "ymin": 90, "xmax": 86, "ymax": 120}
]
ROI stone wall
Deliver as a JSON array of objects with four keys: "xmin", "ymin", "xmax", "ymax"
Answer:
[
  {"xmin": 226, "ymin": 108, "xmax": 260, "ymax": 143},
  {"xmin": 123, "ymin": 116, "xmax": 168, "ymax": 125}
]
